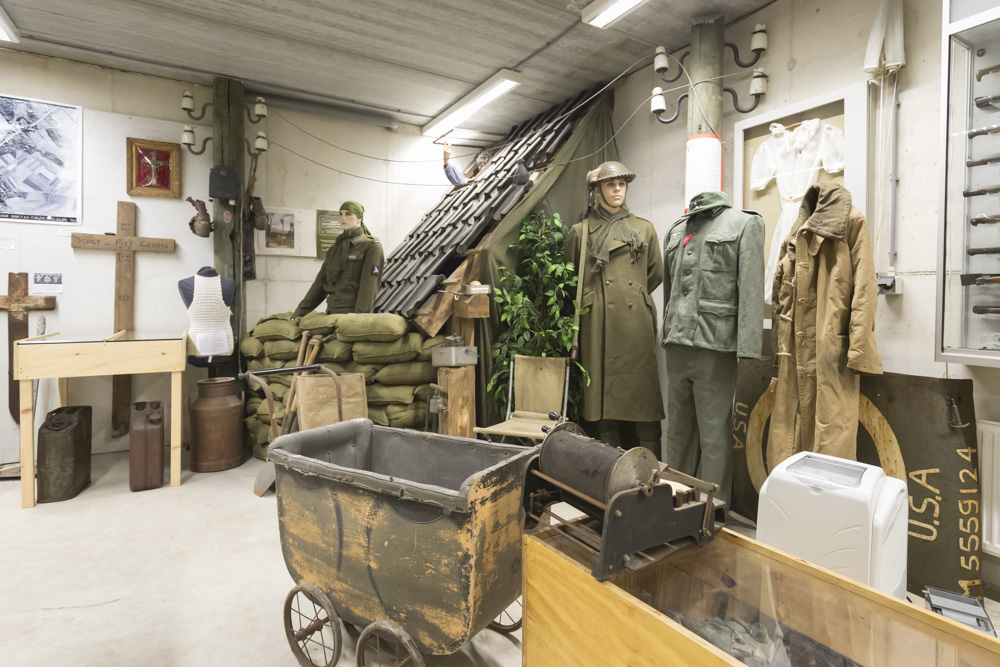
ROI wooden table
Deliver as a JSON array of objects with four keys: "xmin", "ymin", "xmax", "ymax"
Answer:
[{"xmin": 12, "ymin": 331, "xmax": 187, "ymax": 509}]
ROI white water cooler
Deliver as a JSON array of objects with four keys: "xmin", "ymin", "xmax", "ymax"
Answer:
[{"xmin": 757, "ymin": 451, "xmax": 909, "ymax": 598}]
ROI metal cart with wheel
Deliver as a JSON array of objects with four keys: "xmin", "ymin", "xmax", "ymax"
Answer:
[{"xmin": 268, "ymin": 418, "xmax": 536, "ymax": 666}]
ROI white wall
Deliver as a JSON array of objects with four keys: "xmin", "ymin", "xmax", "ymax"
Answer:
[
  {"xmin": 0, "ymin": 49, "xmax": 453, "ymax": 461},
  {"xmin": 247, "ymin": 108, "xmax": 452, "ymax": 326},
  {"xmin": 0, "ymin": 50, "xmax": 215, "ymax": 459},
  {"xmin": 612, "ymin": 0, "xmax": 983, "ymax": 404}
]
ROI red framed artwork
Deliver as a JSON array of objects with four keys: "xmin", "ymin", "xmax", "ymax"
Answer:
[{"xmin": 126, "ymin": 137, "xmax": 181, "ymax": 198}]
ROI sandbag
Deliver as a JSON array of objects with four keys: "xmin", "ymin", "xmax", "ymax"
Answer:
[
  {"xmin": 252, "ymin": 313, "xmax": 301, "ymax": 342},
  {"xmin": 366, "ymin": 383, "xmax": 419, "ymax": 405},
  {"xmin": 270, "ymin": 383, "xmax": 289, "ymax": 400},
  {"xmin": 246, "ymin": 417, "xmax": 271, "ymax": 460},
  {"xmin": 353, "ymin": 333, "xmax": 423, "ymax": 364},
  {"xmin": 368, "ymin": 406, "xmax": 390, "ymax": 427},
  {"xmin": 336, "ymin": 313, "xmax": 409, "ymax": 342},
  {"xmin": 318, "ymin": 339, "xmax": 354, "ymax": 363},
  {"xmin": 264, "ymin": 339, "xmax": 301, "ymax": 361},
  {"xmin": 296, "ymin": 373, "xmax": 368, "ymax": 431},
  {"xmin": 414, "ymin": 384, "xmax": 435, "ymax": 402},
  {"xmin": 374, "ymin": 361, "xmax": 437, "ymax": 386},
  {"xmin": 299, "ymin": 312, "xmax": 343, "ymax": 335},
  {"xmin": 256, "ymin": 396, "xmax": 286, "ymax": 421},
  {"xmin": 248, "ymin": 356, "xmax": 285, "ymax": 371},
  {"xmin": 246, "ymin": 396, "xmax": 262, "ymax": 416},
  {"xmin": 324, "ymin": 361, "xmax": 383, "ymax": 383},
  {"xmin": 240, "ymin": 337, "xmax": 264, "ymax": 359},
  {"xmin": 416, "ymin": 335, "xmax": 447, "ymax": 361},
  {"xmin": 387, "ymin": 401, "xmax": 428, "ymax": 429}
]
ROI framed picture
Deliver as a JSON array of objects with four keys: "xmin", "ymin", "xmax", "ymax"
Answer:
[
  {"xmin": 255, "ymin": 206, "xmax": 309, "ymax": 256},
  {"xmin": 734, "ymin": 82, "xmax": 872, "ymax": 305},
  {"xmin": 126, "ymin": 137, "xmax": 181, "ymax": 198},
  {"xmin": 0, "ymin": 94, "xmax": 82, "ymax": 224}
]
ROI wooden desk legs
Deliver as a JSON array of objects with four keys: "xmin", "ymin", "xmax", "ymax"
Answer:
[
  {"xmin": 170, "ymin": 371, "xmax": 182, "ymax": 487},
  {"xmin": 58, "ymin": 378, "xmax": 68, "ymax": 407},
  {"xmin": 19, "ymin": 380, "xmax": 34, "ymax": 508}
]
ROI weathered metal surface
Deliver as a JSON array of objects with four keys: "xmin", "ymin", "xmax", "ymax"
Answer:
[
  {"xmin": 37, "ymin": 406, "xmax": 92, "ymax": 503},
  {"xmin": 733, "ymin": 347, "xmax": 985, "ymax": 599},
  {"xmin": 189, "ymin": 377, "xmax": 244, "ymax": 472},
  {"xmin": 270, "ymin": 419, "xmax": 534, "ymax": 656},
  {"xmin": 129, "ymin": 401, "xmax": 164, "ymax": 492}
]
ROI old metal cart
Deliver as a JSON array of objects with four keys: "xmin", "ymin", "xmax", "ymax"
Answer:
[{"xmin": 268, "ymin": 418, "xmax": 536, "ymax": 667}]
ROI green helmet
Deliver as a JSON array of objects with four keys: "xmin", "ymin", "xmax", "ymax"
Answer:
[{"xmin": 586, "ymin": 161, "xmax": 636, "ymax": 187}]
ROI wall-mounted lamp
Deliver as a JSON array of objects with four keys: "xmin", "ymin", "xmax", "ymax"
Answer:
[
  {"xmin": 246, "ymin": 97, "xmax": 268, "ymax": 124},
  {"xmin": 181, "ymin": 125, "xmax": 213, "ymax": 155},
  {"xmin": 181, "ymin": 90, "xmax": 213, "ymax": 121}
]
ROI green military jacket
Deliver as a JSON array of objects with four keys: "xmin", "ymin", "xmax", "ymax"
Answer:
[
  {"xmin": 661, "ymin": 191, "xmax": 764, "ymax": 358},
  {"xmin": 295, "ymin": 226, "xmax": 384, "ymax": 316},
  {"xmin": 565, "ymin": 207, "xmax": 665, "ymax": 423}
]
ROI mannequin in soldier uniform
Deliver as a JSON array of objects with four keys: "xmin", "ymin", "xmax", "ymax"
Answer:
[
  {"xmin": 660, "ymin": 191, "xmax": 764, "ymax": 507},
  {"xmin": 564, "ymin": 161, "xmax": 664, "ymax": 454},
  {"xmin": 294, "ymin": 201, "xmax": 384, "ymax": 317}
]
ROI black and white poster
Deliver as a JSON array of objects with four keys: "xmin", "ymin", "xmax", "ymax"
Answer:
[{"xmin": 0, "ymin": 94, "xmax": 82, "ymax": 224}]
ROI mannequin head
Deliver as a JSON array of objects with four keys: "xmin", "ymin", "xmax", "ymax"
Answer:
[
  {"xmin": 586, "ymin": 161, "xmax": 636, "ymax": 215},
  {"xmin": 339, "ymin": 200, "xmax": 364, "ymax": 231}
]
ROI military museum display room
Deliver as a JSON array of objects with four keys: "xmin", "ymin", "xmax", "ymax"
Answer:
[{"xmin": 6, "ymin": 0, "xmax": 1000, "ymax": 665}]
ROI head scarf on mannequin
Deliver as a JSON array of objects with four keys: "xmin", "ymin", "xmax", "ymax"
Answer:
[{"xmin": 340, "ymin": 200, "xmax": 372, "ymax": 236}]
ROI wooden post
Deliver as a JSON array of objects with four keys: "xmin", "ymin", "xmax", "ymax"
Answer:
[
  {"xmin": 71, "ymin": 202, "xmax": 176, "ymax": 436},
  {"xmin": 212, "ymin": 77, "xmax": 246, "ymax": 380},
  {"xmin": 438, "ymin": 366, "xmax": 476, "ymax": 439}
]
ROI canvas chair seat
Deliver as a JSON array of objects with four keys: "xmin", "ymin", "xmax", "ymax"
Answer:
[{"xmin": 474, "ymin": 355, "xmax": 569, "ymax": 442}]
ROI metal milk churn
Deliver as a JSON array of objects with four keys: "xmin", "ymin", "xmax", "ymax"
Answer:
[{"xmin": 189, "ymin": 377, "xmax": 244, "ymax": 472}]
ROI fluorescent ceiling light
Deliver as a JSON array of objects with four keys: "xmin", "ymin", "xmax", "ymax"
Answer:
[
  {"xmin": 422, "ymin": 69, "xmax": 522, "ymax": 138},
  {"xmin": 581, "ymin": 0, "xmax": 649, "ymax": 29},
  {"xmin": 0, "ymin": 4, "xmax": 20, "ymax": 43}
]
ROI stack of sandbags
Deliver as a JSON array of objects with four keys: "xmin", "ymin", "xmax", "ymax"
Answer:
[
  {"xmin": 239, "ymin": 311, "xmax": 448, "ymax": 458},
  {"xmin": 239, "ymin": 312, "xmax": 301, "ymax": 459}
]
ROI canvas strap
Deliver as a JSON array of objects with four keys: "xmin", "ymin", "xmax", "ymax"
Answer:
[{"xmin": 571, "ymin": 222, "xmax": 589, "ymax": 362}]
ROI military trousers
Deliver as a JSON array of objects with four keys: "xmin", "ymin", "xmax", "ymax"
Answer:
[{"xmin": 664, "ymin": 344, "xmax": 737, "ymax": 506}]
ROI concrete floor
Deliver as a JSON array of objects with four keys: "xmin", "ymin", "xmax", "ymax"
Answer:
[
  {"xmin": 0, "ymin": 451, "xmax": 522, "ymax": 666},
  {"xmin": 3, "ymin": 451, "xmax": 999, "ymax": 666}
]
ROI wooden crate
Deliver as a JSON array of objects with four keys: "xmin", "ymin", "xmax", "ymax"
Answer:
[{"xmin": 523, "ymin": 528, "xmax": 1000, "ymax": 666}]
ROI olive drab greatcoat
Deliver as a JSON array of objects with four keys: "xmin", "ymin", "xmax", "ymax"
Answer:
[
  {"xmin": 768, "ymin": 183, "xmax": 882, "ymax": 469},
  {"xmin": 564, "ymin": 209, "xmax": 665, "ymax": 423},
  {"xmin": 295, "ymin": 226, "xmax": 384, "ymax": 316}
]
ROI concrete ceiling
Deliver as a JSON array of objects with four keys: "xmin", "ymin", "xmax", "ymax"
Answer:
[{"xmin": 0, "ymin": 0, "xmax": 772, "ymax": 136}]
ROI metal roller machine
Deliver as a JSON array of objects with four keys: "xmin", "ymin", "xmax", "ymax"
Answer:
[{"xmin": 522, "ymin": 424, "xmax": 726, "ymax": 581}]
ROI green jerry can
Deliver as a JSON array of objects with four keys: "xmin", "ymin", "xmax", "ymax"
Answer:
[{"xmin": 37, "ymin": 406, "xmax": 93, "ymax": 503}]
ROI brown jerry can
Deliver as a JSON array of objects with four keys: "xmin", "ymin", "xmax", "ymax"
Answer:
[
  {"xmin": 129, "ymin": 401, "xmax": 164, "ymax": 491},
  {"xmin": 37, "ymin": 406, "xmax": 93, "ymax": 503}
]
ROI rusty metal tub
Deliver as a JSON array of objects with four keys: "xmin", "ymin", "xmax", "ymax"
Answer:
[{"xmin": 269, "ymin": 418, "xmax": 535, "ymax": 666}]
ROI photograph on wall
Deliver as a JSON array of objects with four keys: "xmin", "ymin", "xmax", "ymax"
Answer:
[
  {"xmin": 741, "ymin": 101, "xmax": 846, "ymax": 303},
  {"xmin": 315, "ymin": 209, "xmax": 343, "ymax": 258},
  {"xmin": 255, "ymin": 206, "xmax": 308, "ymax": 256},
  {"xmin": 126, "ymin": 137, "xmax": 181, "ymax": 198},
  {"xmin": 0, "ymin": 94, "xmax": 82, "ymax": 224}
]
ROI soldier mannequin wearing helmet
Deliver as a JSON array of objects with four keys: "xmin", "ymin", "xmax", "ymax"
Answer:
[
  {"xmin": 563, "ymin": 161, "xmax": 664, "ymax": 454},
  {"xmin": 294, "ymin": 201, "xmax": 384, "ymax": 317}
]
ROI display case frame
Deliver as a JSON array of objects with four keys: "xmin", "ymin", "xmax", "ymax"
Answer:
[{"xmin": 936, "ymin": 3, "xmax": 1000, "ymax": 367}]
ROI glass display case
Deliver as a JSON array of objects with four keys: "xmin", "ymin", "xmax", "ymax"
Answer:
[{"xmin": 938, "ymin": 5, "xmax": 1000, "ymax": 366}]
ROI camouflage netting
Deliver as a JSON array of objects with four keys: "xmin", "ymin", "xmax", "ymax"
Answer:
[{"xmin": 241, "ymin": 312, "xmax": 436, "ymax": 459}]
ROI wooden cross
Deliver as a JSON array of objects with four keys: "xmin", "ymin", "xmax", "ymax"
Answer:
[
  {"xmin": 71, "ymin": 201, "xmax": 176, "ymax": 436},
  {"xmin": 0, "ymin": 273, "xmax": 56, "ymax": 422}
]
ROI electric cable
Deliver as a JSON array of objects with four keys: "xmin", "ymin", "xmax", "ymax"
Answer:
[
  {"xmin": 271, "ymin": 110, "xmax": 479, "ymax": 162},
  {"xmin": 267, "ymin": 139, "xmax": 452, "ymax": 187}
]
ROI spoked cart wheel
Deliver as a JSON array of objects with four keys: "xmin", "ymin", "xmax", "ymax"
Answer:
[
  {"xmin": 284, "ymin": 583, "xmax": 344, "ymax": 667},
  {"xmin": 356, "ymin": 620, "xmax": 425, "ymax": 667},
  {"xmin": 488, "ymin": 596, "xmax": 523, "ymax": 633}
]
